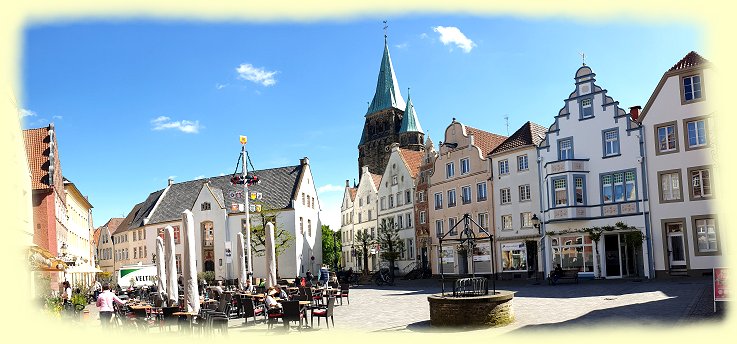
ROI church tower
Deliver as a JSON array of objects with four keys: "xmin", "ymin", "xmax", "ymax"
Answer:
[
  {"xmin": 398, "ymin": 89, "xmax": 425, "ymax": 151},
  {"xmin": 358, "ymin": 35, "xmax": 424, "ymax": 177}
]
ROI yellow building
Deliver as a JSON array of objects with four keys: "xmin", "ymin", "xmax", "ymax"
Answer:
[{"xmin": 63, "ymin": 178, "xmax": 97, "ymax": 286}]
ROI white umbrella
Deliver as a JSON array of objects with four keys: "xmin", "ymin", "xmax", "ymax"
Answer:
[
  {"xmin": 265, "ymin": 222, "xmax": 277, "ymax": 288},
  {"xmin": 164, "ymin": 225, "xmax": 178, "ymax": 307},
  {"xmin": 156, "ymin": 236, "xmax": 167, "ymax": 300},
  {"xmin": 236, "ymin": 233, "xmax": 247, "ymax": 290},
  {"xmin": 182, "ymin": 209, "xmax": 200, "ymax": 314}
]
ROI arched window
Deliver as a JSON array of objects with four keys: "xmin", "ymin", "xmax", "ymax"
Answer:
[{"xmin": 201, "ymin": 221, "xmax": 215, "ymax": 272}]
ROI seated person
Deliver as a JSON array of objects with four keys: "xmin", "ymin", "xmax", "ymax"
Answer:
[
  {"xmin": 264, "ymin": 288, "xmax": 282, "ymax": 310},
  {"xmin": 552, "ymin": 264, "xmax": 564, "ymax": 284},
  {"xmin": 275, "ymin": 285, "xmax": 289, "ymax": 300},
  {"xmin": 242, "ymin": 279, "xmax": 255, "ymax": 294},
  {"xmin": 214, "ymin": 281, "xmax": 224, "ymax": 295}
]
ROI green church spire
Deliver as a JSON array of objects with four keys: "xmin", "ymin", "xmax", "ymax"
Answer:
[
  {"xmin": 366, "ymin": 39, "xmax": 406, "ymax": 115},
  {"xmin": 399, "ymin": 88, "xmax": 424, "ymax": 134}
]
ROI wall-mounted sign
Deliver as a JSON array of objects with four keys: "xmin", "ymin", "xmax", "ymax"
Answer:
[
  {"xmin": 441, "ymin": 246, "xmax": 455, "ymax": 263},
  {"xmin": 714, "ymin": 267, "xmax": 727, "ymax": 312},
  {"xmin": 473, "ymin": 242, "xmax": 491, "ymax": 262}
]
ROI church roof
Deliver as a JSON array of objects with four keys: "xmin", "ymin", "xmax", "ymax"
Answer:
[
  {"xmin": 366, "ymin": 40, "xmax": 406, "ymax": 116},
  {"xmin": 399, "ymin": 91, "xmax": 423, "ymax": 134}
]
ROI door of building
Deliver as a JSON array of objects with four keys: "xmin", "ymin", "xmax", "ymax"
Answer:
[
  {"xmin": 666, "ymin": 223, "xmax": 687, "ymax": 269},
  {"xmin": 526, "ymin": 240, "xmax": 538, "ymax": 278},
  {"xmin": 458, "ymin": 250, "xmax": 468, "ymax": 275},
  {"xmin": 421, "ymin": 247, "xmax": 428, "ymax": 270},
  {"xmin": 604, "ymin": 234, "xmax": 622, "ymax": 278}
]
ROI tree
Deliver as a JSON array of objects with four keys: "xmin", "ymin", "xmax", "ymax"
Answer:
[
  {"xmin": 376, "ymin": 219, "xmax": 404, "ymax": 278},
  {"xmin": 246, "ymin": 206, "xmax": 295, "ymax": 278},
  {"xmin": 321, "ymin": 225, "xmax": 341, "ymax": 270},
  {"xmin": 354, "ymin": 229, "xmax": 374, "ymax": 276}
]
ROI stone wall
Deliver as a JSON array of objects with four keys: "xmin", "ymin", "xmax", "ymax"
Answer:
[{"xmin": 427, "ymin": 290, "xmax": 515, "ymax": 327}]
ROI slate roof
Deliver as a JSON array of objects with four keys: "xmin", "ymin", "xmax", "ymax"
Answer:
[
  {"xmin": 366, "ymin": 40, "xmax": 406, "ymax": 115},
  {"xmin": 398, "ymin": 148, "xmax": 424, "ymax": 179},
  {"xmin": 399, "ymin": 92, "xmax": 424, "ymax": 134},
  {"xmin": 490, "ymin": 121, "xmax": 548, "ymax": 155},
  {"xmin": 144, "ymin": 165, "xmax": 304, "ymax": 226},
  {"xmin": 465, "ymin": 126, "xmax": 508, "ymax": 155},
  {"xmin": 668, "ymin": 51, "xmax": 708, "ymax": 72},
  {"xmin": 118, "ymin": 202, "xmax": 144, "ymax": 234}
]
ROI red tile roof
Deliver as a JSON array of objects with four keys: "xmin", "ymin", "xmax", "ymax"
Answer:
[
  {"xmin": 668, "ymin": 51, "xmax": 708, "ymax": 72},
  {"xmin": 465, "ymin": 126, "xmax": 508, "ymax": 155},
  {"xmin": 398, "ymin": 148, "xmax": 424, "ymax": 179},
  {"xmin": 490, "ymin": 121, "xmax": 548, "ymax": 155},
  {"xmin": 370, "ymin": 173, "xmax": 383, "ymax": 190},
  {"xmin": 348, "ymin": 188, "xmax": 358, "ymax": 201},
  {"xmin": 22, "ymin": 126, "xmax": 51, "ymax": 190}
]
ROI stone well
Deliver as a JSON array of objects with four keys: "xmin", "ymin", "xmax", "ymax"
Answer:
[{"xmin": 427, "ymin": 290, "xmax": 515, "ymax": 327}]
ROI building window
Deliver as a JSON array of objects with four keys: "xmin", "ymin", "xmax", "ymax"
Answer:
[
  {"xmin": 201, "ymin": 202, "xmax": 211, "ymax": 211},
  {"xmin": 434, "ymin": 192, "xmax": 443, "ymax": 210},
  {"xmin": 407, "ymin": 239, "xmax": 414, "ymax": 261},
  {"xmin": 519, "ymin": 184, "xmax": 531, "ymax": 202},
  {"xmin": 554, "ymin": 178, "xmax": 567, "ymax": 206},
  {"xmin": 659, "ymin": 170, "xmax": 682, "ymax": 202},
  {"xmin": 602, "ymin": 171, "xmax": 636, "ymax": 203},
  {"xmin": 308, "ymin": 219, "xmax": 312, "ymax": 237},
  {"xmin": 517, "ymin": 155, "xmax": 529, "ymax": 171},
  {"xmin": 477, "ymin": 213, "xmax": 489, "ymax": 231},
  {"xmin": 299, "ymin": 217, "xmax": 304, "ymax": 234},
  {"xmin": 694, "ymin": 217, "xmax": 718, "ymax": 254},
  {"xmin": 460, "ymin": 158, "xmax": 470, "ymax": 175},
  {"xmin": 448, "ymin": 217, "xmax": 458, "ymax": 235},
  {"xmin": 581, "ymin": 98, "xmax": 593, "ymax": 118},
  {"xmin": 477, "ymin": 182, "xmax": 487, "ymax": 201},
  {"xmin": 418, "ymin": 191, "xmax": 425, "ymax": 202},
  {"xmin": 420, "ymin": 211, "xmax": 426, "ymax": 224},
  {"xmin": 461, "ymin": 186, "xmax": 472, "ymax": 204},
  {"xmin": 447, "ymin": 189, "xmax": 457, "ymax": 207},
  {"xmin": 302, "ymin": 193, "xmax": 305, "ymax": 205},
  {"xmin": 574, "ymin": 176, "xmax": 585, "ymax": 205},
  {"xmin": 173, "ymin": 226, "xmax": 181, "ymax": 244},
  {"xmin": 396, "ymin": 192, "xmax": 402, "ymax": 206},
  {"xmin": 501, "ymin": 215, "xmax": 513, "ymax": 231},
  {"xmin": 380, "ymin": 197, "xmax": 386, "ymax": 210},
  {"xmin": 367, "ymin": 195, "xmax": 371, "ymax": 204},
  {"xmin": 359, "ymin": 197, "xmax": 363, "ymax": 206},
  {"xmin": 202, "ymin": 222, "xmax": 214, "ymax": 247},
  {"xmin": 521, "ymin": 212, "xmax": 533, "ymax": 228},
  {"xmin": 134, "ymin": 247, "xmax": 137, "ymax": 259},
  {"xmin": 392, "ymin": 175, "xmax": 398, "ymax": 185},
  {"xmin": 312, "ymin": 197, "xmax": 315, "ymax": 209},
  {"xmin": 368, "ymin": 210, "xmax": 372, "ymax": 221},
  {"xmin": 603, "ymin": 129, "xmax": 620, "ymax": 157},
  {"xmin": 558, "ymin": 138, "xmax": 573, "ymax": 160},
  {"xmin": 551, "ymin": 235, "xmax": 594, "ymax": 272},
  {"xmin": 406, "ymin": 190, "xmax": 412, "ymax": 204},
  {"xmin": 498, "ymin": 159, "xmax": 509, "ymax": 176},
  {"xmin": 389, "ymin": 195, "xmax": 394, "ymax": 208},
  {"xmin": 435, "ymin": 220, "xmax": 444, "ymax": 238},
  {"xmin": 406, "ymin": 213, "xmax": 412, "ymax": 228},
  {"xmin": 397, "ymin": 215, "xmax": 403, "ymax": 229},
  {"xmin": 446, "ymin": 162, "xmax": 455, "ymax": 178},
  {"xmin": 500, "ymin": 188, "xmax": 511, "ymax": 205},
  {"xmin": 686, "ymin": 118, "xmax": 707, "ymax": 149},
  {"xmin": 656, "ymin": 123, "xmax": 678, "ymax": 154},
  {"xmin": 683, "ymin": 74, "xmax": 702, "ymax": 102},
  {"xmin": 689, "ymin": 167, "xmax": 712, "ymax": 200},
  {"xmin": 358, "ymin": 213, "xmax": 362, "ymax": 223},
  {"xmin": 133, "ymin": 231, "xmax": 137, "ymax": 241}
]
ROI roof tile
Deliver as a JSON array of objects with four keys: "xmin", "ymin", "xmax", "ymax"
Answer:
[
  {"xmin": 398, "ymin": 148, "xmax": 424, "ymax": 179},
  {"xmin": 490, "ymin": 121, "xmax": 548, "ymax": 155},
  {"xmin": 668, "ymin": 51, "xmax": 709, "ymax": 72},
  {"xmin": 465, "ymin": 126, "xmax": 507, "ymax": 155}
]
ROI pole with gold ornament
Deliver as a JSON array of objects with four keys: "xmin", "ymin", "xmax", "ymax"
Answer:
[{"xmin": 241, "ymin": 135, "xmax": 253, "ymax": 284}]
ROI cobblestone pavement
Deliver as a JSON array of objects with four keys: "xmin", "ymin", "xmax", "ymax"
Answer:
[{"xmin": 79, "ymin": 276, "xmax": 727, "ymax": 335}]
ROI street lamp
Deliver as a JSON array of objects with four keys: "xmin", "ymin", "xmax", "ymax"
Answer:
[
  {"xmin": 531, "ymin": 214, "xmax": 541, "ymax": 235},
  {"xmin": 59, "ymin": 243, "xmax": 68, "ymax": 258}
]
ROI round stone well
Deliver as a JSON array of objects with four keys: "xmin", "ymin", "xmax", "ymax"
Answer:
[{"xmin": 427, "ymin": 290, "xmax": 515, "ymax": 327}]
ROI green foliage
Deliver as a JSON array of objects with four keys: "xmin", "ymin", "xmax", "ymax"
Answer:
[
  {"xmin": 247, "ymin": 208, "xmax": 295, "ymax": 258},
  {"xmin": 354, "ymin": 229, "xmax": 375, "ymax": 275},
  {"xmin": 321, "ymin": 225, "xmax": 341, "ymax": 267},
  {"xmin": 45, "ymin": 296, "xmax": 63, "ymax": 315},
  {"xmin": 376, "ymin": 220, "xmax": 404, "ymax": 266},
  {"xmin": 198, "ymin": 271, "xmax": 215, "ymax": 284},
  {"xmin": 71, "ymin": 292, "xmax": 87, "ymax": 308}
]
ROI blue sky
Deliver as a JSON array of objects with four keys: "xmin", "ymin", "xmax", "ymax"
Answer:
[{"xmin": 21, "ymin": 15, "xmax": 702, "ymax": 230}]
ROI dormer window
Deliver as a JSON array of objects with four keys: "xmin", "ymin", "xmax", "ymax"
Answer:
[{"xmin": 201, "ymin": 202, "xmax": 211, "ymax": 211}]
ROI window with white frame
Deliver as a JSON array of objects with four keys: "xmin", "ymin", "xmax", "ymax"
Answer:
[
  {"xmin": 695, "ymin": 218, "xmax": 717, "ymax": 253},
  {"xmin": 686, "ymin": 119, "xmax": 707, "ymax": 148},
  {"xmin": 602, "ymin": 171, "xmax": 636, "ymax": 203},
  {"xmin": 558, "ymin": 138, "xmax": 573, "ymax": 160},
  {"xmin": 405, "ymin": 190, "xmax": 411, "ymax": 204},
  {"xmin": 446, "ymin": 162, "xmax": 455, "ymax": 178},
  {"xmin": 477, "ymin": 182, "xmax": 487, "ymax": 201},
  {"xmin": 406, "ymin": 213, "xmax": 412, "ymax": 228},
  {"xmin": 581, "ymin": 98, "xmax": 593, "ymax": 118},
  {"xmin": 392, "ymin": 175, "xmax": 398, "ymax": 185},
  {"xmin": 420, "ymin": 211, "xmax": 426, "ymax": 224},
  {"xmin": 477, "ymin": 212, "xmax": 489, "ymax": 231},
  {"xmin": 574, "ymin": 176, "xmax": 585, "ymax": 205},
  {"xmin": 380, "ymin": 197, "xmax": 386, "ymax": 210},
  {"xmin": 554, "ymin": 178, "xmax": 567, "ymax": 206},
  {"xmin": 418, "ymin": 191, "xmax": 424, "ymax": 203},
  {"xmin": 434, "ymin": 192, "xmax": 443, "ymax": 210},
  {"xmin": 407, "ymin": 239, "xmax": 414, "ymax": 261},
  {"xmin": 521, "ymin": 212, "xmax": 533, "ymax": 228},
  {"xmin": 657, "ymin": 124, "xmax": 677, "ymax": 153},
  {"xmin": 389, "ymin": 195, "xmax": 394, "ymax": 208},
  {"xmin": 660, "ymin": 171, "xmax": 682, "ymax": 201},
  {"xmin": 460, "ymin": 158, "xmax": 470, "ymax": 175},
  {"xmin": 500, "ymin": 188, "xmax": 511, "ymax": 204},
  {"xmin": 435, "ymin": 219, "xmax": 444, "ymax": 237},
  {"xmin": 603, "ymin": 129, "xmax": 620, "ymax": 156},
  {"xmin": 448, "ymin": 217, "xmax": 458, "ymax": 235},
  {"xmin": 461, "ymin": 186, "xmax": 472, "ymax": 204},
  {"xmin": 447, "ymin": 189, "xmax": 457, "ymax": 207},
  {"xmin": 396, "ymin": 192, "xmax": 402, "ymax": 206},
  {"xmin": 683, "ymin": 74, "xmax": 702, "ymax": 101},
  {"xmin": 519, "ymin": 184, "xmax": 531, "ymax": 202},
  {"xmin": 625, "ymin": 171, "xmax": 636, "ymax": 201},
  {"xmin": 498, "ymin": 159, "xmax": 510, "ymax": 176},
  {"xmin": 690, "ymin": 168, "xmax": 712, "ymax": 199},
  {"xmin": 397, "ymin": 215, "xmax": 403, "ymax": 229},
  {"xmin": 517, "ymin": 155, "xmax": 529, "ymax": 171},
  {"xmin": 501, "ymin": 215, "xmax": 513, "ymax": 230}
]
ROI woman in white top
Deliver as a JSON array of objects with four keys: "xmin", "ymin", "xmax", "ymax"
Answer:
[
  {"xmin": 62, "ymin": 281, "xmax": 72, "ymax": 309},
  {"xmin": 264, "ymin": 288, "xmax": 281, "ymax": 310}
]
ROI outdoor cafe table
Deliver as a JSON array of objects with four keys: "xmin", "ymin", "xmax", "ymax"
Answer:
[{"xmin": 172, "ymin": 311, "xmax": 199, "ymax": 332}]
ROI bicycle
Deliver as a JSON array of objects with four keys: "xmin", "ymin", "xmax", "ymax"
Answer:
[{"xmin": 373, "ymin": 268, "xmax": 394, "ymax": 286}]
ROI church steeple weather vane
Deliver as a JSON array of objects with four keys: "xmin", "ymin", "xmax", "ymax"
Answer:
[
  {"xmin": 579, "ymin": 52, "xmax": 586, "ymax": 66},
  {"xmin": 383, "ymin": 20, "xmax": 388, "ymax": 43}
]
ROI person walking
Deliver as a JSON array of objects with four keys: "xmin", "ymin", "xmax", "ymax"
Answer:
[
  {"xmin": 319, "ymin": 264, "xmax": 330, "ymax": 287},
  {"xmin": 92, "ymin": 280, "xmax": 102, "ymax": 301},
  {"xmin": 61, "ymin": 281, "xmax": 73, "ymax": 312},
  {"xmin": 96, "ymin": 283, "xmax": 126, "ymax": 327}
]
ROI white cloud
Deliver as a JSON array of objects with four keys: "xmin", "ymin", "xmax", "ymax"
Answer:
[
  {"xmin": 216, "ymin": 83, "xmax": 228, "ymax": 90},
  {"xmin": 419, "ymin": 33, "xmax": 429, "ymax": 39},
  {"xmin": 394, "ymin": 43, "xmax": 408, "ymax": 49},
  {"xmin": 432, "ymin": 26, "xmax": 476, "ymax": 53},
  {"xmin": 317, "ymin": 184, "xmax": 345, "ymax": 194},
  {"xmin": 52, "ymin": 115, "xmax": 63, "ymax": 120},
  {"xmin": 236, "ymin": 63, "xmax": 277, "ymax": 87},
  {"xmin": 20, "ymin": 108, "xmax": 36, "ymax": 118},
  {"xmin": 151, "ymin": 116, "xmax": 201, "ymax": 134}
]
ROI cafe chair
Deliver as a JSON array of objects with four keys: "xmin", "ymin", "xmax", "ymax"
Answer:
[
  {"xmin": 280, "ymin": 301, "xmax": 305, "ymax": 331},
  {"xmin": 310, "ymin": 297, "xmax": 335, "ymax": 329}
]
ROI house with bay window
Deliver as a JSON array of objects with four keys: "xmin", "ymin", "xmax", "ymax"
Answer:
[
  {"xmin": 377, "ymin": 144, "xmax": 423, "ymax": 274},
  {"xmin": 489, "ymin": 121, "xmax": 547, "ymax": 280},
  {"xmin": 428, "ymin": 119, "xmax": 506, "ymax": 276},
  {"xmin": 638, "ymin": 51, "xmax": 720, "ymax": 278},
  {"xmin": 537, "ymin": 65, "xmax": 651, "ymax": 279}
]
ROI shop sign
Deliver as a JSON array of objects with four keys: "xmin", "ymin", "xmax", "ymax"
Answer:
[
  {"xmin": 473, "ymin": 242, "xmax": 491, "ymax": 262},
  {"xmin": 441, "ymin": 246, "xmax": 455, "ymax": 263},
  {"xmin": 714, "ymin": 267, "xmax": 727, "ymax": 302}
]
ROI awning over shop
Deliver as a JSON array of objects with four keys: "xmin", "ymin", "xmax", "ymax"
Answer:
[
  {"xmin": 28, "ymin": 245, "xmax": 67, "ymax": 272},
  {"xmin": 66, "ymin": 264, "xmax": 102, "ymax": 274}
]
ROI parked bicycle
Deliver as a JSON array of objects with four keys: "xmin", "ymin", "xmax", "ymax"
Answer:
[{"xmin": 373, "ymin": 268, "xmax": 394, "ymax": 286}]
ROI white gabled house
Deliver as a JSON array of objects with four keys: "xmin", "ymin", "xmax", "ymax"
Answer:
[{"xmin": 537, "ymin": 65, "xmax": 651, "ymax": 280}]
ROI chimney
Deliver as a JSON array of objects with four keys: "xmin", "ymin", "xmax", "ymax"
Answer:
[
  {"xmin": 168, "ymin": 178, "xmax": 174, "ymax": 186},
  {"xmin": 345, "ymin": 179, "xmax": 350, "ymax": 188},
  {"xmin": 300, "ymin": 157, "xmax": 310, "ymax": 165},
  {"xmin": 361, "ymin": 166, "xmax": 369, "ymax": 174},
  {"xmin": 469, "ymin": 134, "xmax": 475, "ymax": 146},
  {"xmin": 629, "ymin": 106, "xmax": 642, "ymax": 122}
]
